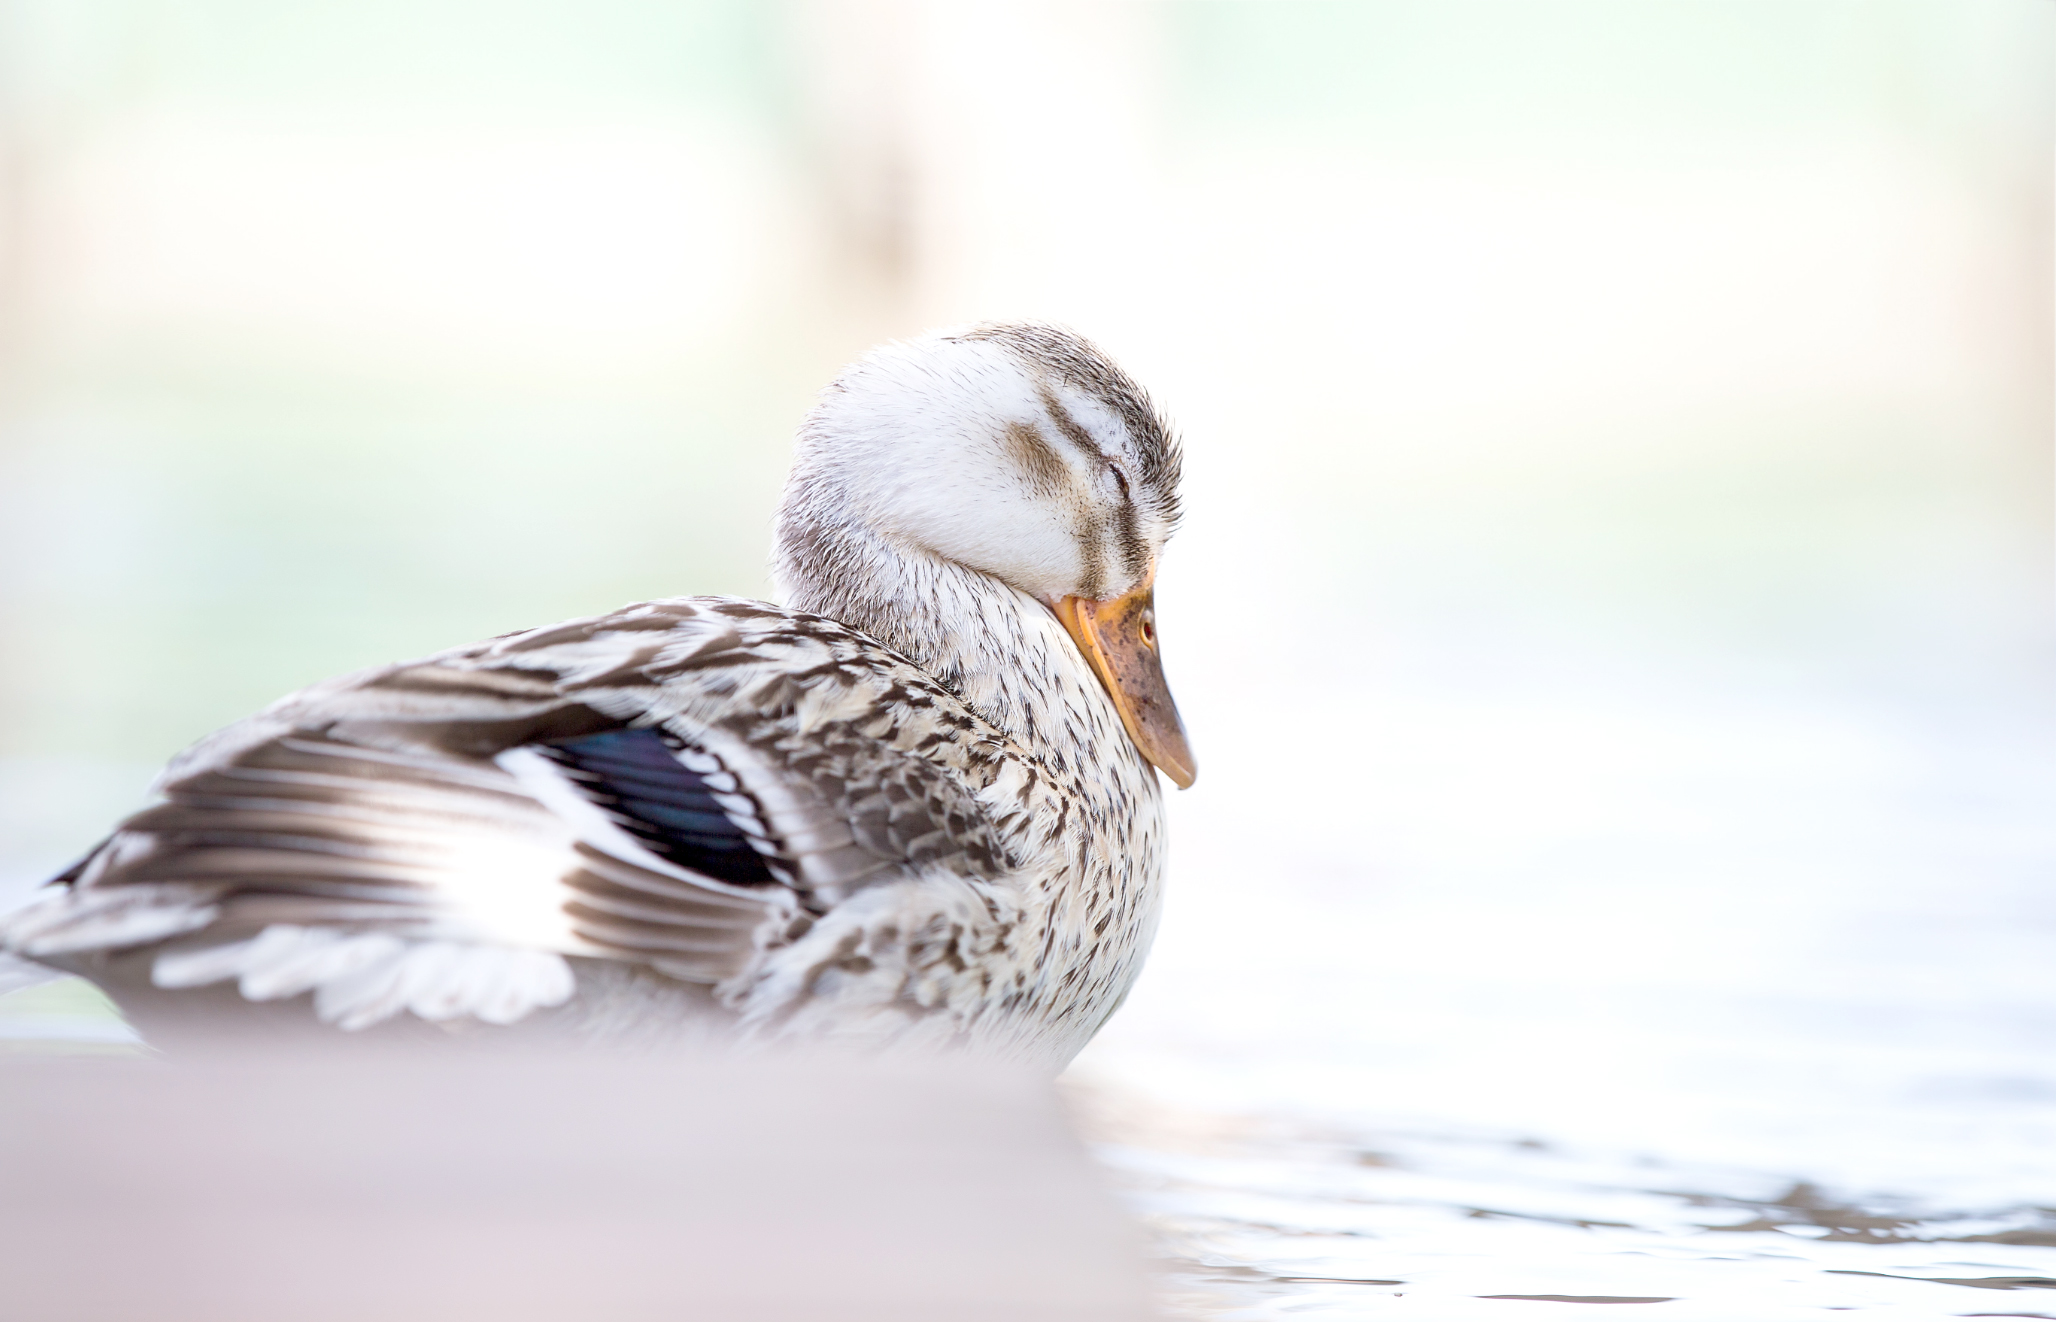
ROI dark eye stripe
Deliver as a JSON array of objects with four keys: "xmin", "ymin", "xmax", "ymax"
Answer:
[
  {"xmin": 1029, "ymin": 382, "xmax": 1151, "ymax": 596},
  {"xmin": 1038, "ymin": 387, "xmax": 1107, "ymax": 463},
  {"xmin": 1112, "ymin": 498, "xmax": 1147, "ymax": 583}
]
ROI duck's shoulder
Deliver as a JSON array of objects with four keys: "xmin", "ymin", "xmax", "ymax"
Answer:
[
  {"xmin": 479, "ymin": 595, "xmax": 1031, "ymax": 801},
  {"xmin": 168, "ymin": 595, "xmax": 1004, "ymax": 778},
  {"xmin": 185, "ymin": 595, "xmax": 1044, "ymax": 887},
  {"xmin": 412, "ymin": 595, "xmax": 984, "ymax": 727}
]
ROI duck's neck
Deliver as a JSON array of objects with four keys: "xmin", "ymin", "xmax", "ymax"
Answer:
[{"xmin": 775, "ymin": 516, "xmax": 1136, "ymax": 787}]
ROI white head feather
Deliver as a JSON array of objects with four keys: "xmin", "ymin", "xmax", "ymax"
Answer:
[{"xmin": 775, "ymin": 324, "xmax": 1182, "ymax": 610}]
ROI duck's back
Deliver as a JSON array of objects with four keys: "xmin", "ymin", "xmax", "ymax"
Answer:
[{"xmin": 1, "ymin": 597, "xmax": 1083, "ymax": 1057}]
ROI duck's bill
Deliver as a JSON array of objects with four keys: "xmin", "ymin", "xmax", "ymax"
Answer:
[{"xmin": 1054, "ymin": 578, "xmax": 1198, "ymax": 789}]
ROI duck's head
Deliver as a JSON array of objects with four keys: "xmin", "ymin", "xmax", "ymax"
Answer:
[{"xmin": 776, "ymin": 322, "xmax": 1195, "ymax": 788}]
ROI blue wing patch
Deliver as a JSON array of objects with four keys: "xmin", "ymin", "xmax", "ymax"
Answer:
[{"xmin": 536, "ymin": 729, "xmax": 779, "ymax": 888}]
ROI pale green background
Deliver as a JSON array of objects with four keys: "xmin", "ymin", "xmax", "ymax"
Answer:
[{"xmin": 1, "ymin": 0, "xmax": 2049, "ymax": 910}]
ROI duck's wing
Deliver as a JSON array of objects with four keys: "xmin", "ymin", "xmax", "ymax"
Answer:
[{"xmin": 1, "ymin": 598, "xmax": 1019, "ymax": 1031}]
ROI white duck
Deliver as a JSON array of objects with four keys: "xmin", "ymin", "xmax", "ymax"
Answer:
[{"xmin": 0, "ymin": 324, "xmax": 1194, "ymax": 1069}]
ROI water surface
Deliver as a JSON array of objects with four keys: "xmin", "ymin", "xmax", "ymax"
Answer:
[
  {"xmin": 1065, "ymin": 682, "xmax": 2056, "ymax": 1318},
  {"xmin": 4, "ymin": 684, "xmax": 2052, "ymax": 1319}
]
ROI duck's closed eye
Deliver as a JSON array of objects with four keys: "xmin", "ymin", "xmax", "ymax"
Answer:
[{"xmin": 1108, "ymin": 464, "xmax": 1131, "ymax": 500}]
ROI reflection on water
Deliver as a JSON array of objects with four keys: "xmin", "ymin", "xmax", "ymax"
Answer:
[
  {"xmin": 1063, "ymin": 679, "xmax": 2056, "ymax": 1319},
  {"xmin": 1063, "ymin": 1082, "xmax": 2056, "ymax": 1319}
]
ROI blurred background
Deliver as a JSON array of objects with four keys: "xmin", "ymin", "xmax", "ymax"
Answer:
[{"xmin": 1, "ymin": 2, "xmax": 2051, "ymax": 1317}]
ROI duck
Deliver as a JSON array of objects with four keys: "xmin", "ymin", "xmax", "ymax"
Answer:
[{"xmin": 0, "ymin": 323, "xmax": 1194, "ymax": 1069}]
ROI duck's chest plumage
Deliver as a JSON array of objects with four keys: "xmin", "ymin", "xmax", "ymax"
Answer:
[
  {"xmin": 651, "ymin": 593, "xmax": 1171, "ymax": 1065},
  {"xmin": 2, "ymin": 595, "xmax": 1167, "ymax": 1068}
]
